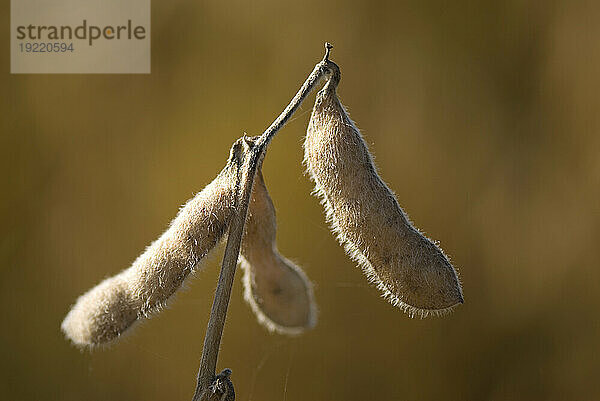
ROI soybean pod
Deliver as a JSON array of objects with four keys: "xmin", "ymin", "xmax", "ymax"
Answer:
[
  {"xmin": 61, "ymin": 140, "xmax": 247, "ymax": 346},
  {"xmin": 240, "ymin": 157, "xmax": 316, "ymax": 334},
  {"xmin": 304, "ymin": 66, "xmax": 463, "ymax": 317}
]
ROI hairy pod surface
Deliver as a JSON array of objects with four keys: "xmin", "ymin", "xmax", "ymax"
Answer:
[
  {"xmin": 61, "ymin": 140, "xmax": 249, "ymax": 346},
  {"xmin": 304, "ymin": 76, "xmax": 463, "ymax": 317},
  {"xmin": 240, "ymin": 164, "xmax": 316, "ymax": 334}
]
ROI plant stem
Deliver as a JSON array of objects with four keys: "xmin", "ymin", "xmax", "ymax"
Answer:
[{"xmin": 192, "ymin": 43, "xmax": 339, "ymax": 401}]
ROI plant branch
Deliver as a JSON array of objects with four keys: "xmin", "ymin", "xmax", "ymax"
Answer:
[{"xmin": 192, "ymin": 42, "xmax": 339, "ymax": 401}]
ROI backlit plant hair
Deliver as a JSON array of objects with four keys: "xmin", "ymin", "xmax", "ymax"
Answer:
[
  {"xmin": 304, "ymin": 62, "xmax": 463, "ymax": 317},
  {"xmin": 62, "ymin": 141, "xmax": 245, "ymax": 346},
  {"xmin": 62, "ymin": 43, "xmax": 464, "ymax": 401}
]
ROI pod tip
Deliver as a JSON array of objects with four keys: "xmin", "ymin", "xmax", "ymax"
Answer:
[{"xmin": 324, "ymin": 42, "xmax": 333, "ymax": 61}]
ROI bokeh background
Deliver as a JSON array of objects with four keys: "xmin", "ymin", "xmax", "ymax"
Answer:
[{"xmin": 2, "ymin": 1, "xmax": 599, "ymax": 400}]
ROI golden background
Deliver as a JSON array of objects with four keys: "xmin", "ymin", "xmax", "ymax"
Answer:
[{"xmin": 1, "ymin": 1, "xmax": 599, "ymax": 400}]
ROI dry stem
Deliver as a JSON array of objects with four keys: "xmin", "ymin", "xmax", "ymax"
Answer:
[{"xmin": 192, "ymin": 43, "xmax": 339, "ymax": 401}]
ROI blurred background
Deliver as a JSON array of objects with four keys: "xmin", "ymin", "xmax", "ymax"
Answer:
[{"xmin": 2, "ymin": 1, "xmax": 599, "ymax": 400}]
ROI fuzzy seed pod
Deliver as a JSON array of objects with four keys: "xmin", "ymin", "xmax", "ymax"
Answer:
[
  {"xmin": 304, "ymin": 72, "xmax": 463, "ymax": 317},
  {"xmin": 240, "ymin": 164, "xmax": 317, "ymax": 334},
  {"xmin": 61, "ymin": 140, "xmax": 249, "ymax": 346}
]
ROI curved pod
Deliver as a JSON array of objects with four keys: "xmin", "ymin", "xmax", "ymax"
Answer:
[
  {"xmin": 240, "ymin": 165, "xmax": 316, "ymax": 334},
  {"xmin": 304, "ymin": 76, "xmax": 463, "ymax": 317},
  {"xmin": 61, "ymin": 140, "xmax": 248, "ymax": 346}
]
